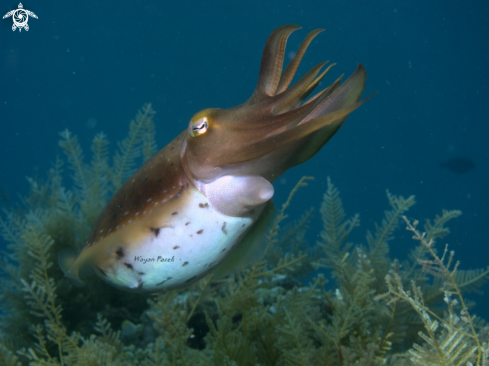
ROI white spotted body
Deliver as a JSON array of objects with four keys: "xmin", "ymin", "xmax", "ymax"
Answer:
[
  {"xmin": 58, "ymin": 131, "xmax": 268, "ymax": 292},
  {"xmin": 92, "ymin": 186, "xmax": 262, "ymax": 292}
]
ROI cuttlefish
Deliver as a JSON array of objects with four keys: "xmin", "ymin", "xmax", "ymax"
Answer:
[{"xmin": 59, "ymin": 25, "xmax": 371, "ymax": 292}]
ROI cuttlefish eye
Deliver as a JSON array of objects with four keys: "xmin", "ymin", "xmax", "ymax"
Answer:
[{"xmin": 188, "ymin": 117, "xmax": 208, "ymax": 137}]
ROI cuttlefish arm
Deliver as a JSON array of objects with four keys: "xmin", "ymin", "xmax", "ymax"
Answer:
[{"xmin": 59, "ymin": 25, "xmax": 371, "ymax": 292}]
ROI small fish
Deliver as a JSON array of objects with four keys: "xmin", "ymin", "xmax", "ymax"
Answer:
[
  {"xmin": 440, "ymin": 157, "xmax": 476, "ymax": 174},
  {"xmin": 58, "ymin": 25, "xmax": 371, "ymax": 292}
]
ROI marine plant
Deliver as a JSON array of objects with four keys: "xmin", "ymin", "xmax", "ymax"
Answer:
[{"xmin": 0, "ymin": 104, "xmax": 488, "ymax": 365}]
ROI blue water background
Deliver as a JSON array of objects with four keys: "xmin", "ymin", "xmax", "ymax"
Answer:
[{"xmin": 1, "ymin": 1, "xmax": 488, "ymax": 317}]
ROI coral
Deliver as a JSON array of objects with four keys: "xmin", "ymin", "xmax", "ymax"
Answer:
[
  {"xmin": 0, "ymin": 104, "xmax": 158, "ymax": 356},
  {"xmin": 0, "ymin": 105, "xmax": 488, "ymax": 365}
]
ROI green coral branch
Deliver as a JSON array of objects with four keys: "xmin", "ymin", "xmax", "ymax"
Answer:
[
  {"xmin": 376, "ymin": 217, "xmax": 485, "ymax": 365},
  {"xmin": 317, "ymin": 177, "xmax": 359, "ymax": 279},
  {"xmin": 59, "ymin": 129, "xmax": 90, "ymax": 203},
  {"xmin": 367, "ymin": 191, "xmax": 415, "ymax": 282},
  {"xmin": 0, "ymin": 106, "xmax": 488, "ymax": 366},
  {"xmin": 403, "ymin": 209, "xmax": 462, "ymax": 284},
  {"xmin": 141, "ymin": 108, "xmax": 157, "ymax": 162},
  {"xmin": 0, "ymin": 341, "xmax": 21, "ymax": 366},
  {"xmin": 266, "ymin": 176, "xmax": 314, "ymax": 248},
  {"xmin": 110, "ymin": 103, "xmax": 156, "ymax": 190},
  {"xmin": 276, "ymin": 309, "xmax": 314, "ymax": 366}
]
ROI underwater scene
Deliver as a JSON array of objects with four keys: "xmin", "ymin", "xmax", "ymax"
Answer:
[{"xmin": 1, "ymin": 1, "xmax": 488, "ymax": 365}]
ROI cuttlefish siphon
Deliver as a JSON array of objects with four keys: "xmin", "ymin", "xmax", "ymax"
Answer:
[{"xmin": 59, "ymin": 25, "xmax": 372, "ymax": 292}]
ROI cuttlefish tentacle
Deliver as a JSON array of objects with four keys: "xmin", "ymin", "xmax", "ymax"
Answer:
[
  {"xmin": 233, "ymin": 62, "xmax": 331, "ymax": 131},
  {"xmin": 198, "ymin": 62, "xmax": 369, "ymax": 165},
  {"xmin": 270, "ymin": 61, "xmax": 329, "ymax": 114},
  {"xmin": 247, "ymin": 25, "xmax": 301, "ymax": 104},
  {"xmin": 294, "ymin": 63, "xmax": 338, "ymax": 109},
  {"xmin": 301, "ymin": 64, "xmax": 370, "ymax": 125},
  {"xmin": 276, "ymin": 28, "xmax": 325, "ymax": 94},
  {"xmin": 216, "ymin": 71, "xmax": 371, "ymax": 164},
  {"xmin": 302, "ymin": 74, "xmax": 342, "ymax": 108}
]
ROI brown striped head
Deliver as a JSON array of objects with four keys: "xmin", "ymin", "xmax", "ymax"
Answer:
[{"xmin": 182, "ymin": 25, "xmax": 372, "ymax": 182}]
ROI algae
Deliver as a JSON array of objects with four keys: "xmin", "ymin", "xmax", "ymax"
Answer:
[{"xmin": 0, "ymin": 104, "xmax": 488, "ymax": 365}]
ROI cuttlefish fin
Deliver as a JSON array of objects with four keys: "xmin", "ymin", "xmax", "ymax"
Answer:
[
  {"xmin": 58, "ymin": 249, "xmax": 86, "ymax": 287},
  {"xmin": 213, "ymin": 201, "xmax": 278, "ymax": 278}
]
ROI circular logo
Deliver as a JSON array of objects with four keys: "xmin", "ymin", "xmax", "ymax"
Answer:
[{"xmin": 13, "ymin": 9, "xmax": 28, "ymax": 28}]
